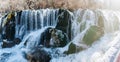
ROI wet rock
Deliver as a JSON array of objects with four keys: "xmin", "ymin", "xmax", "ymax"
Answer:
[
  {"xmin": 83, "ymin": 26, "xmax": 104, "ymax": 46},
  {"xmin": 24, "ymin": 27, "xmax": 68, "ymax": 48},
  {"xmin": 39, "ymin": 27, "xmax": 68, "ymax": 48},
  {"xmin": 39, "ymin": 27, "xmax": 52, "ymax": 47},
  {"xmin": 13, "ymin": 38, "xmax": 21, "ymax": 44},
  {"xmin": 50, "ymin": 28, "xmax": 69, "ymax": 47},
  {"xmin": 56, "ymin": 9, "xmax": 71, "ymax": 40},
  {"xmin": 2, "ymin": 38, "xmax": 21, "ymax": 48},
  {"xmin": 26, "ymin": 47, "xmax": 51, "ymax": 62},
  {"xmin": 3, "ymin": 22, "xmax": 15, "ymax": 41},
  {"xmin": 1, "ymin": 12, "xmax": 16, "ymax": 41},
  {"xmin": 64, "ymin": 42, "xmax": 84, "ymax": 55},
  {"xmin": 2, "ymin": 40, "xmax": 15, "ymax": 48}
]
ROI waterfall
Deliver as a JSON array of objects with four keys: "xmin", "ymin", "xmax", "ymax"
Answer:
[
  {"xmin": 51, "ymin": 9, "xmax": 120, "ymax": 62},
  {"xmin": 15, "ymin": 9, "xmax": 58, "ymax": 39},
  {"xmin": 0, "ymin": 9, "xmax": 120, "ymax": 62},
  {"xmin": 0, "ymin": 9, "xmax": 60, "ymax": 62}
]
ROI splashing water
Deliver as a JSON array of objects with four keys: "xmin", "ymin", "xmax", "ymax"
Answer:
[
  {"xmin": 0, "ymin": 9, "xmax": 59, "ymax": 62},
  {"xmin": 0, "ymin": 9, "xmax": 120, "ymax": 62},
  {"xmin": 51, "ymin": 9, "xmax": 120, "ymax": 62}
]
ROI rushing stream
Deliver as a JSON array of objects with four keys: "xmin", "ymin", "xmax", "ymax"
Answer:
[{"xmin": 0, "ymin": 9, "xmax": 120, "ymax": 62}]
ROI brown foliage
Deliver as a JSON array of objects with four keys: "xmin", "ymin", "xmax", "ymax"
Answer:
[{"xmin": 0, "ymin": 0, "xmax": 119, "ymax": 13}]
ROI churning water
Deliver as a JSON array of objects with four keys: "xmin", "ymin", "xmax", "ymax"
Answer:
[{"xmin": 0, "ymin": 9, "xmax": 120, "ymax": 62}]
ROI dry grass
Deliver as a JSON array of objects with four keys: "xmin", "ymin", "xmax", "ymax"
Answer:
[
  {"xmin": 0, "ymin": 0, "xmax": 120, "ymax": 13},
  {"xmin": 0, "ymin": 0, "xmax": 104, "ymax": 12}
]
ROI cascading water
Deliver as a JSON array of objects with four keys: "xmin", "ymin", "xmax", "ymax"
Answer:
[
  {"xmin": 0, "ymin": 9, "xmax": 60, "ymax": 62},
  {"xmin": 0, "ymin": 8, "xmax": 120, "ymax": 62},
  {"xmin": 51, "ymin": 9, "xmax": 120, "ymax": 62},
  {"xmin": 15, "ymin": 9, "xmax": 58, "ymax": 39}
]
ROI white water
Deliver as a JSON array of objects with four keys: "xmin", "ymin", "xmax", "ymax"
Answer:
[
  {"xmin": 0, "ymin": 9, "xmax": 120, "ymax": 62},
  {"xmin": 51, "ymin": 9, "xmax": 120, "ymax": 62},
  {"xmin": 0, "ymin": 9, "xmax": 59, "ymax": 62},
  {"xmin": 15, "ymin": 9, "xmax": 58, "ymax": 39}
]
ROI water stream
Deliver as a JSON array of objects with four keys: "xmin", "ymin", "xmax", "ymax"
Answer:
[{"xmin": 0, "ymin": 9, "xmax": 120, "ymax": 62}]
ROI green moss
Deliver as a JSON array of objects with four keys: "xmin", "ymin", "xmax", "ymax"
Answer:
[
  {"xmin": 2, "ymin": 12, "xmax": 16, "ymax": 28},
  {"xmin": 98, "ymin": 15, "xmax": 104, "ymax": 28},
  {"xmin": 83, "ymin": 26, "xmax": 103, "ymax": 46},
  {"xmin": 64, "ymin": 43, "xmax": 83, "ymax": 55},
  {"xmin": 80, "ymin": 22, "xmax": 86, "ymax": 32}
]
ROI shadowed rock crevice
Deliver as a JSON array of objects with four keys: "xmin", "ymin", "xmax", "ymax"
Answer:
[{"xmin": 56, "ymin": 9, "xmax": 71, "ymax": 41}]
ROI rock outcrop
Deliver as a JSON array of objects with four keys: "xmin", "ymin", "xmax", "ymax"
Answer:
[
  {"xmin": 26, "ymin": 47, "xmax": 51, "ymax": 62},
  {"xmin": 2, "ymin": 38, "xmax": 21, "ymax": 48},
  {"xmin": 56, "ymin": 9, "xmax": 71, "ymax": 41},
  {"xmin": 1, "ymin": 12, "xmax": 16, "ymax": 41}
]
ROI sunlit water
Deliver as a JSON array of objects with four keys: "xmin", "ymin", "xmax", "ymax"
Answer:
[
  {"xmin": 51, "ymin": 9, "xmax": 120, "ymax": 62},
  {"xmin": 0, "ymin": 9, "xmax": 120, "ymax": 62}
]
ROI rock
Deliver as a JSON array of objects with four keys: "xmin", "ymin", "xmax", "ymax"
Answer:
[
  {"xmin": 56, "ymin": 9, "xmax": 71, "ymax": 40},
  {"xmin": 24, "ymin": 27, "xmax": 69, "ymax": 48},
  {"xmin": 83, "ymin": 26, "xmax": 104, "ymax": 46},
  {"xmin": 50, "ymin": 28, "xmax": 69, "ymax": 47},
  {"xmin": 39, "ymin": 27, "xmax": 68, "ymax": 48},
  {"xmin": 64, "ymin": 42, "xmax": 84, "ymax": 55},
  {"xmin": 26, "ymin": 47, "xmax": 51, "ymax": 62},
  {"xmin": 2, "ymin": 40, "xmax": 15, "ymax": 48},
  {"xmin": 1, "ymin": 12, "xmax": 16, "ymax": 41},
  {"xmin": 4, "ymin": 22, "xmax": 15, "ymax": 41},
  {"xmin": 39, "ymin": 27, "xmax": 52, "ymax": 47},
  {"xmin": 13, "ymin": 38, "xmax": 21, "ymax": 44},
  {"xmin": 2, "ymin": 38, "xmax": 21, "ymax": 48}
]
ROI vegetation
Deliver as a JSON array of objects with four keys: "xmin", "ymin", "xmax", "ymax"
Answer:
[{"xmin": 0, "ymin": 0, "xmax": 105, "ymax": 13}]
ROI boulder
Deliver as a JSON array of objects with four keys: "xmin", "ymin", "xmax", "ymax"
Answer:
[
  {"xmin": 50, "ymin": 28, "xmax": 69, "ymax": 47},
  {"xmin": 83, "ymin": 26, "xmax": 104, "ymax": 46},
  {"xmin": 39, "ymin": 27, "xmax": 68, "ymax": 48},
  {"xmin": 13, "ymin": 38, "xmax": 21, "ymax": 44},
  {"xmin": 64, "ymin": 42, "xmax": 84, "ymax": 55},
  {"xmin": 1, "ymin": 12, "xmax": 16, "ymax": 41},
  {"xmin": 24, "ymin": 27, "xmax": 69, "ymax": 48},
  {"xmin": 56, "ymin": 9, "xmax": 71, "ymax": 41},
  {"xmin": 39, "ymin": 27, "xmax": 52, "ymax": 47},
  {"xmin": 26, "ymin": 47, "xmax": 51, "ymax": 62},
  {"xmin": 2, "ymin": 38, "xmax": 21, "ymax": 48}
]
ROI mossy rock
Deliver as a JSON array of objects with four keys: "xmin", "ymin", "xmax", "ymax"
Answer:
[
  {"xmin": 77, "ymin": 9, "xmax": 86, "ymax": 23},
  {"xmin": 26, "ymin": 47, "xmax": 51, "ymax": 62},
  {"xmin": 24, "ymin": 27, "xmax": 69, "ymax": 48},
  {"xmin": 64, "ymin": 42, "xmax": 84, "ymax": 55},
  {"xmin": 2, "ymin": 12, "xmax": 16, "ymax": 41},
  {"xmin": 80, "ymin": 22, "xmax": 86, "ymax": 32},
  {"xmin": 98, "ymin": 15, "xmax": 104, "ymax": 28},
  {"xmin": 83, "ymin": 26, "xmax": 104, "ymax": 46},
  {"xmin": 2, "ymin": 12, "xmax": 16, "ymax": 28}
]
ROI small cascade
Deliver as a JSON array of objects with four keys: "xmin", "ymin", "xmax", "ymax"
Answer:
[
  {"xmin": 51, "ymin": 9, "xmax": 120, "ymax": 62},
  {"xmin": 22, "ymin": 26, "xmax": 54, "ymax": 49},
  {"xmin": 0, "ymin": 8, "xmax": 120, "ymax": 62},
  {"xmin": 0, "ymin": 9, "xmax": 71, "ymax": 62},
  {"xmin": 15, "ymin": 9, "xmax": 58, "ymax": 39}
]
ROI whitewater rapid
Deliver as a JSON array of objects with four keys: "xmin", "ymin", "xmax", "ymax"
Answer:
[
  {"xmin": 0, "ymin": 9, "xmax": 120, "ymax": 62},
  {"xmin": 51, "ymin": 9, "xmax": 120, "ymax": 62}
]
